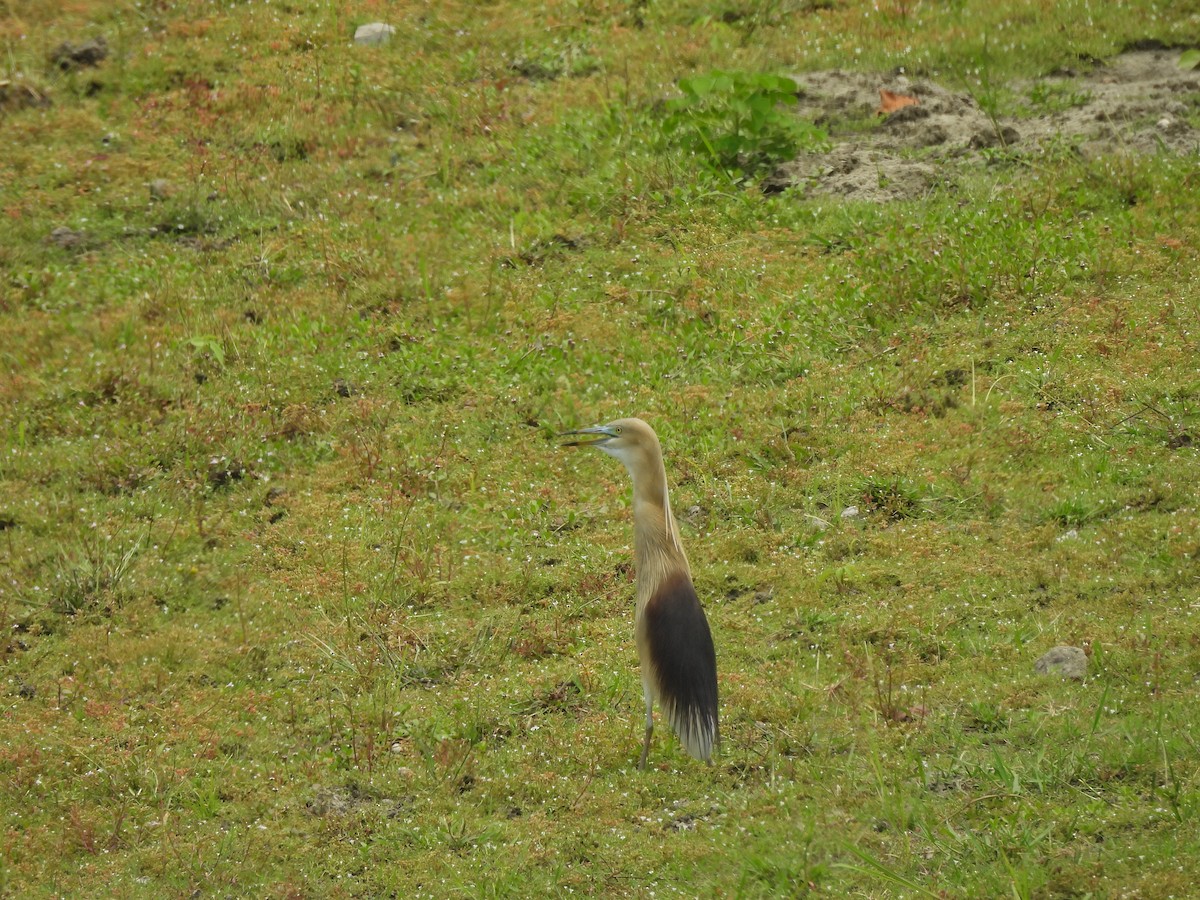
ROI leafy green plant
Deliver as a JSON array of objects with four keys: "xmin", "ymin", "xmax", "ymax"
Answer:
[
  {"xmin": 663, "ymin": 70, "xmax": 826, "ymax": 179},
  {"xmin": 50, "ymin": 532, "xmax": 143, "ymax": 616},
  {"xmin": 861, "ymin": 476, "xmax": 922, "ymax": 521},
  {"xmin": 187, "ymin": 335, "xmax": 226, "ymax": 367},
  {"xmin": 1044, "ymin": 496, "xmax": 1099, "ymax": 527}
]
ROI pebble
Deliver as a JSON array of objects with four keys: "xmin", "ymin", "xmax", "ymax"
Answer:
[
  {"xmin": 354, "ymin": 23, "xmax": 395, "ymax": 46},
  {"xmin": 148, "ymin": 179, "xmax": 174, "ymax": 200},
  {"xmin": 47, "ymin": 226, "xmax": 84, "ymax": 249},
  {"xmin": 1034, "ymin": 645, "xmax": 1087, "ymax": 680}
]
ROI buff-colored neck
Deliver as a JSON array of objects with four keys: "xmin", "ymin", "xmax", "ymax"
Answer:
[{"xmin": 628, "ymin": 453, "xmax": 690, "ymax": 613}]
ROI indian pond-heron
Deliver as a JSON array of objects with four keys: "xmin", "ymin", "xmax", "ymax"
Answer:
[{"xmin": 561, "ymin": 417, "xmax": 718, "ymax": 769}]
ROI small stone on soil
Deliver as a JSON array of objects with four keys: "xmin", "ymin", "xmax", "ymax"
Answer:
[
  {"xmin": 1034, "ymin": 646, "xmax": 1088, "ymax": 680},
  {"xmin": 354, "ymin": 23, "xmax": 395, "ymax": 46},
  {"xmin": 52, "ymin": 37, "xmax": 108, "ymax": 70}
]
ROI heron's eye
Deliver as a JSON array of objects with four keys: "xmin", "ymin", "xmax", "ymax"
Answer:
[{"xmin": 614, "ymin": 426, "xmax": 622, "ymax": 434}]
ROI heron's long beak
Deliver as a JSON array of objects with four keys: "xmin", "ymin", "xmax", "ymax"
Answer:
[{"xmin": 559, "ymin": 425, "xmax": 617, "ymax": 448}]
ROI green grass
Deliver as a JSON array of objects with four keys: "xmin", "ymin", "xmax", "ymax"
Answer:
[{"xmin": 2, "ymin": 0, "xmax": 1200, "ymax": 896}]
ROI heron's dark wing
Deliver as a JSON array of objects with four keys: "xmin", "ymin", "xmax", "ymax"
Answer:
[{"xmin": 642, "ymin": 571, "xmax": 719, "ymax": 761}]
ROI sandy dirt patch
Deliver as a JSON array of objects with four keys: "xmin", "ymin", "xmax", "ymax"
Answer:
[{"xmin": 765, "ymin": 48, "xmax": 1200, "ymax": 201}]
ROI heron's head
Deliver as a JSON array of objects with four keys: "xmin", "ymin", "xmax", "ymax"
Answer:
[{"xmin": 559, "ymin": 417, "xmax": 661, "ymax": 473}]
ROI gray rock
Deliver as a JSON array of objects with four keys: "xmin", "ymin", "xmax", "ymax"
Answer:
[
  {"xmin": 47, "ymin": 226, "xmax": 84, "ymax": 249},
  {"xmin": 840, "ymin": 505, "xmax": 859, "ymax": 519},
  {"xmin": 1034, "ymin": 645, "xmax": 1087, "ymax": 680},
  {"xmin": 52, "ymin": 37, "xmax": 108, "ymax": 70},
  {"xmin": 306, "ymin": 787, "xmax": 354, "ymax": 817},
  {"xmin": 354, "ymin": 23, "xmax": 395, "ymax": 46}
]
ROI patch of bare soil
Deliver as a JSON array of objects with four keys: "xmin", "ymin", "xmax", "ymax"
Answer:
[{"xmin": 765, "ymin": 49, "xmax": 1200, "ymax": 202}]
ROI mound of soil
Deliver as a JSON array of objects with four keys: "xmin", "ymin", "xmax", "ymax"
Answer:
[{"xmin": 766, "ymin": 49, "xmax": 1200, "ymax": 201}]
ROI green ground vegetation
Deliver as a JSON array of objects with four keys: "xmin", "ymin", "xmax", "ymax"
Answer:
[{"xmin": 2, "ymin": 0, "xmax": 1199, "ymax": 896}]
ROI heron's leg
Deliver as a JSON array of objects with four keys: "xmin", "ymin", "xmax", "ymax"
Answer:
[{"xmin": 638, "ymin": 690, "xmax": 653, "ymax": 770}]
